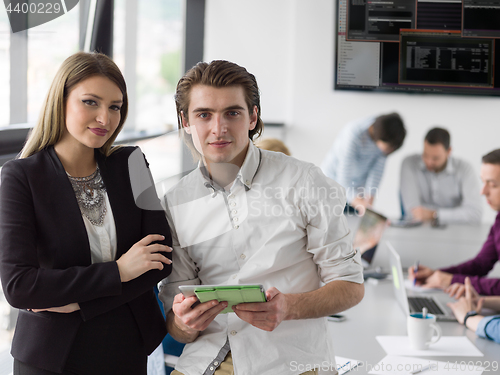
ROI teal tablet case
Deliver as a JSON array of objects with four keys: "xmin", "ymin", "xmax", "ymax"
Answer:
[{"xmin": 194, "ymin": 285, "xmax": 266, "ymax": 314}]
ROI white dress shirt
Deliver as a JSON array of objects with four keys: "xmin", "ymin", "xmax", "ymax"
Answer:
[
  {"xmin": 159, "ymin": 142, "xmax": 363, "ymax": 375},
  {"xmin": 400, "ymin": 154, "xmax": 482, "ymax": 224},
  {"xmin": 81, "ymin": 194, "xmax": 117, "ymax": 264}
]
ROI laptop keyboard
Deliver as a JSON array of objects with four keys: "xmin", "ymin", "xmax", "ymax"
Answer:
[{"xmin": 408, "ymin": 297, "xmax": 444, "ymax": 315}]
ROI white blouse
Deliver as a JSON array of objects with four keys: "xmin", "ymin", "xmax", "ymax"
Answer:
[{"xmin": 80, "ymin": 193, "xmax": 117, "ymax": 264}]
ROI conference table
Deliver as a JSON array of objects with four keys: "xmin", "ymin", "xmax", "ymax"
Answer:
[
  {"xmin": 328, "ymin": 218, "xmax": 500, "ymax": 375},
  {"xmin": 373, "ymin": 222, "xmax": 496, "ymax": 273}
]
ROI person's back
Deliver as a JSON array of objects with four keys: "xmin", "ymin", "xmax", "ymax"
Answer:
[
  {"xmin": 321, "ymin": 113, "xmax": 406, "ymax": 212},
  {"xmin": 321, "ymin": 116, "xmax": 378, "ymax": 183}
]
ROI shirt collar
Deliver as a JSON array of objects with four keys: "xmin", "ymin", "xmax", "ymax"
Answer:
[
  {"xmin": 444, "ymin": 157, "xmax": 454, "ymax": 174},
  {"xmin": 197, "ymin": 141, "xmax": 261, "ymax": 191},
  {"xmin": 419, "ymin": 156, "xmax": 454, "ymax": 174},
  {"xmin": 237, "ymin": 142, "xmax": 261, "ymax": 189}
]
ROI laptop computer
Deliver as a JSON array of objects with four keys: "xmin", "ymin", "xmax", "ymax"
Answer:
[
  {"xmin": 387, "ymin": 241, "xmax": 456, "ymax": 321},
  {"xmin": 352, "ymin": 208, "xmax": 387, "ymax": 270}
]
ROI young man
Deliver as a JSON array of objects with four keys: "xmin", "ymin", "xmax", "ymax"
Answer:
[
  {"xmin": 159, "ymin": 61, "xmax": 364, "ymax": 375},
  {"xmin": 410, "ymin": 149, "xmax": 500, "ymax": 296},
  {"xmin": 400, "ymin": 127, "xmax": 482, "ymax": 224},
  {"xmin": 321, "ymin": 113, "xmax": 406, "ymax": 213}
]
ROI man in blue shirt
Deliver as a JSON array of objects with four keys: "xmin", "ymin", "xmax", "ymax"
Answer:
[{"xmin": 321, "ymin": 113, "xmax": 406, "ymax": 213}]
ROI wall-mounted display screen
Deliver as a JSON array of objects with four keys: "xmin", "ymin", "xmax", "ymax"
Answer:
[{"xmin": 334, "ymin": 0, "xmax": 500, "ymax": 96}]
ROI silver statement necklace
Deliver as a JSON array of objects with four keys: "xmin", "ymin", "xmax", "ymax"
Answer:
[{"xmin": 67, "ymin": 166, "xmax": 107, "ymax": 226}]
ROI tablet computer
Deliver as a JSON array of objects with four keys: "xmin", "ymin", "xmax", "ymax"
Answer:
[{"xmin": 178, "ymin": 284, "xmax": 267, "ymax": 314}]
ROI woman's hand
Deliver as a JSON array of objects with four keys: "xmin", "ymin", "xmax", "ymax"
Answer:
[
  {"xmin": 31, "ymin": 303, "xmax": 80, "ymax": 313},
  {"xmin": 116, "ymin": 234, "xmax": 172, "ymax": 282}
]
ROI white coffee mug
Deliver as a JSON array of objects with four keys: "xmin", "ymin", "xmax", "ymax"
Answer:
[{"xmin": 407, "ymin": 312, "xmax": 442, "ymax": 350}]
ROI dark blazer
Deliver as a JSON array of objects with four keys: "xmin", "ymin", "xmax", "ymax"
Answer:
[{"xmin": 0, "ymin": 146, "xmax": 172, "ymax": 373}]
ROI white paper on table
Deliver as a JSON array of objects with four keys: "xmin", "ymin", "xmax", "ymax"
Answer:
[
  {"xmin": 335, "ymin": 356, "xmax": 362, "ymax": 375},
  {"xmin": 376, "ymin": 336, "xmax": 483, "ymax": 357},
  {"xmin": 368, "ymin": 355, "xmax": 485, "ymax": 375},
  {"xmin": 404, "ymin": 279, "xmax": 441, "ymax": 293}
]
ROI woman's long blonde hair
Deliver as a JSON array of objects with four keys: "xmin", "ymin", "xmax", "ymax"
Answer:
[{"xmin": 19, "ymin": 52, "xmax": 128, "ymax": 159}]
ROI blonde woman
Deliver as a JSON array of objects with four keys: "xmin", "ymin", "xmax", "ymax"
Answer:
[
  {"xmin": 255, "ymin": 138, "xmax": 291, "ymax": 156},
  {"xmin": 0, "ymin": 52, "xmax": 172, "ymax": 375}
]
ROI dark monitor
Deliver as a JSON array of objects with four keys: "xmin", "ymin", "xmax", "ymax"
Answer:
[
  {"xmin": 463, "ymin": 0, "xmax": 500, "ymax": 38},
  {"xmin": 335, "ymin": 0, "xmax": 500, "ymax": 96},
  {"xmin": 399, "ymin": 29, "xmax": 494, "ymax": 88},
  {"xmin": 417, "ymin": 0, "xmax": 462, "ymax": 30},
  {"xmin": 347, "ymin": 0, "xmax": 416, "ymax": 42}
]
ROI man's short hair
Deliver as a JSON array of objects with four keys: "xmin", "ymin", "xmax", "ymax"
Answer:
[
  {"xmin": 371, "ymin": 112, "xmax": 406, "ymax": 151},
  {"xmin": 175, "ymin": 60, "xmax": 264, "ymax": 159},
  {"xmin": 425, "ymin": 127, "xmax": 451, "ymax": 150},
  {"xmin": 482, "ymin": 149, "xmax": 500, "ymax": 165}
]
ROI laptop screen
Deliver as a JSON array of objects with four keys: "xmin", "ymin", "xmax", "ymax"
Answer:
[
  {"xmin": 387, "ymin": 242, "xmax": 411, "ymax": 315},
  {"xmin": 352, "ymin": 208, "xmax": 388, "ymax": 265}
]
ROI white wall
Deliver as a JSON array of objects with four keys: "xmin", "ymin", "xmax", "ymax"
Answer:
[{"xmin": 205, "ymin": 0, "xmax": 499, "ymax": 223}]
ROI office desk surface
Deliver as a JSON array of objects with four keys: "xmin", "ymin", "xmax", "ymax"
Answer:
[
  {"xmin": 346, "ymin": 215, "xmax": 500, "ymax": 277},
  {"xmin": 377, "ymin": 223, "xmax": 492, "ymax": 270},
  {"xmin": 330, "ymin": 281, "xmax": 499, "ymax": 375}
]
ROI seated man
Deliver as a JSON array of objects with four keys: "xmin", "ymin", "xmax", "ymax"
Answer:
[
  {"xmin": 321, "ymin": 113, "xmax": 406, "ymax": 213},
  {"xmin": 159, "ymin": 60, "xmax": 364, "ymax": 375},
  {"xmin": 409, "ymin": 149, "xmax": 500, "ymax": 296},
  {"xmin": 448, "ymin": 277, "xmax": 500, "ymax": 344},
  {"xmin": 400, "ymin": 127, "xmax": 482, "ymax": 224}
]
